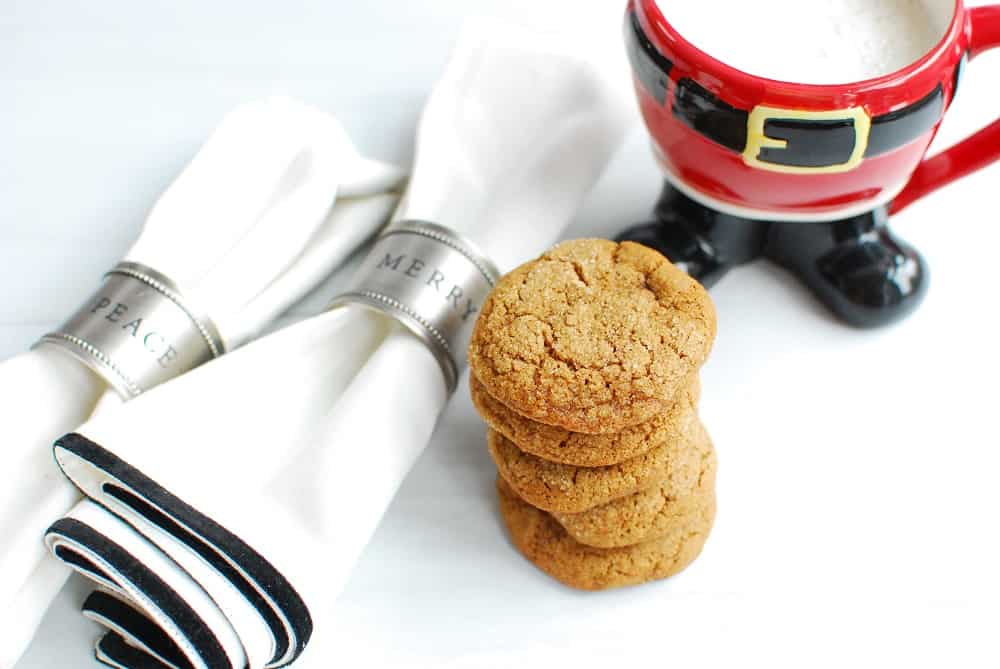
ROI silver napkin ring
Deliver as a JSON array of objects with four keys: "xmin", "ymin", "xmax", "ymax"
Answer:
[
  {"xmin": 329, "ymin": 221, "xmax": 501, "ymax": 394},
  {"xmin": 35, "ymin": 262, "xmax": 225, "ymax": 399}
]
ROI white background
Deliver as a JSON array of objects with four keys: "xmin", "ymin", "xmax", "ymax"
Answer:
[{"xmin": 5, "ymin": 1, "xmax": 1000, "ymax": 667}]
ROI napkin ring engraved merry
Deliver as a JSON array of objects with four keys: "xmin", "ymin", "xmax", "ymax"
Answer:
[
  {"xmin": 35, "ymin": 262, "xmax": 225, "ymax": 399},
  {"xmin": 329, "ymin": 220, "xmax": 501, "ymax": 393}
]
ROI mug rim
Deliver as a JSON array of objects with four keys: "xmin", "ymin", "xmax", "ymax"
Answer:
[{"xmin": 637, "ymin": 0, "xmax": 964, "ymax": 92}]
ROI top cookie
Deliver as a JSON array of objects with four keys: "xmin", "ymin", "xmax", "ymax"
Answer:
[{"xmin": 468, "ymin": 239, "xmax": 716, "ymax": 434}]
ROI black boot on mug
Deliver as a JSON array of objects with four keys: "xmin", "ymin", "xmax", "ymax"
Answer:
[
  {"xmin": 763, "ymin": 206, "xmax": 928, "ymax": 329},
  {"xmin": 616, "ymin": 181, "xmax": 769, "ymax": 289}
]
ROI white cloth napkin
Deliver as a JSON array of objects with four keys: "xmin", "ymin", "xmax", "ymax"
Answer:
[
  {"xmin": 1, "ymin": 98, "xmax": 404, "ymax": 669},
  {"xmin": 45, "ymin": 19, "xmax": 630, "ymax": 669}
]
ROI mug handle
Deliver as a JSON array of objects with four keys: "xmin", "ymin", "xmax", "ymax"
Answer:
[{"xmin": 891, "ymin": 4, "xmax": 1000, "ymax": 214}]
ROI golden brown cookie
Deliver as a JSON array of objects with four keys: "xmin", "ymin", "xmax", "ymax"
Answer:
[
  {"xmin": 471, "ymin": 374, "xmax": 701, "ymax": 467},
  {"xmin": 487, "ymin": 414, "xmax": 709, "ymax": 514},
  {"xmin": 552, "ymin": 442, "xmax": 716, "ymax": 548},
  {"xmin": 468, "ymin": 239, "xmax": 716, "ymax": 434},
  {"xmin": 497, "ymin": 477, "xmax": 714, "ymax": 590}
]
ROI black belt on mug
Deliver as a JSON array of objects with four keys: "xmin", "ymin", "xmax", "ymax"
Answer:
[{"xmin": 627, "ymin": 11, "xmax": 952, "ymax": 175}]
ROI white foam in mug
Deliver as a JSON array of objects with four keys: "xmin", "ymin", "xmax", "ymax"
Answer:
[{"xmin": 657, "ymin": 0, "xmax": 955, "ymax": 84}]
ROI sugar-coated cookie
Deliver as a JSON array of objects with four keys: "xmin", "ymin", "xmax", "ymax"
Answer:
[
  {"xmin": 553, "ymin": 442, "xmax": 716, "ymax": 548},
  {"xmin": 471, "ymin": 374, "xmax": 700, "ymax": 467},
  {"xmin": 468, "ymin": 239, "xmax": 716, "ymax": 434},
  {"xmin": 497, "ymin": 477, "xmax": 714, "ymax": 590},
  {"xmin": 487, "ymin": 414, "xmax": 709, "ymax": 514}
]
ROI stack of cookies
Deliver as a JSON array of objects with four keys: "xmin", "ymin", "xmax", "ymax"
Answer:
[{"xmin": 468, "ymin": 239, "xmax": 718, "ymax": 591}]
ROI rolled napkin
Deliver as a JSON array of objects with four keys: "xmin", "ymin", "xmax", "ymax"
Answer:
[
  {"xmin": 1, "ymin": 97, "xmax": 404, "ymax": 668},
  {"xmin": 45, "ymin": 19, "xmax": 630, "ymax": 669}
]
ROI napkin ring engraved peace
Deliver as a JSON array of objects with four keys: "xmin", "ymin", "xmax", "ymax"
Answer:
[
  {"xmin": 35, "ymin": 263, "xmax": 225, "ymax": 398},
  {"xmin": 330, "ymin": 221, "xmax": 501, "ymax": 393},
  {"xmin": 619, "ymin": 0, "xmax": 1000, "ymax": 328}
]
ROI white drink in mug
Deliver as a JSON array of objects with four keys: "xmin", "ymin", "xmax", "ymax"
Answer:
[{"xmin": 659, "ymin": 0, "xmax": 955, "ymax": 84}]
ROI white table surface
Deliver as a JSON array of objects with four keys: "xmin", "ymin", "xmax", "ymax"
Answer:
[{"xmin": 6, "ymin": 1, "xmax": 1000, "ymax": 667}]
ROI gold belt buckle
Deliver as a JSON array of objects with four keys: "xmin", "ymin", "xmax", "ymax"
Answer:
[{"xmin": 743, "ymin": 105, "xmax": 872, "ymax": 175}]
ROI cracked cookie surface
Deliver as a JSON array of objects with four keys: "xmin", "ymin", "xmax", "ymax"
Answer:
[
  {"xmin": 497, "ymin": 477, "xmax": 715, "ymax": 590},
  {"xmin": 487, "ymin": 414, "xmax": 709, "ymax": 514},
  {"xmin": 468, "ymin": 239, "xmax": 716, "ymax": 434},
  {"xmin": 553, "ymin": 440, "xmax": 716, "ymax": 548},
  {"xmin": 471, "ymin": 374, "xmax": 700, "ymax": 467}
]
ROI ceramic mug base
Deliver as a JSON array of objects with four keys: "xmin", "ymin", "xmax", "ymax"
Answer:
[
  {"xmin": 655, "ymin": 153, "xmax": 911, "ymax": 223},
  {"xmin": 617, "ymin": 182, "xmax": 928, "ymax": 329}
]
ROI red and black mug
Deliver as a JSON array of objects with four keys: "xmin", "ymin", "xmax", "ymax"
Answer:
[{"xmin": 627, "ymin": 0, "xmax": 1000, "ymax": 221}]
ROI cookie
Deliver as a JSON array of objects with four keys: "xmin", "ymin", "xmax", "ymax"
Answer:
[
  {"xmin": 471, "ymin": 374, "xmax": 700, "ymax": 467},
  {"xmin": 497, "ymin": 477, "xmax": 715, "ymax": 590},
  {"xmin": 468, "ymin": 239, "xmax": 716, "ymax": 434},
  {"xmin": 487, "ymin": 414, "xmax": 709, "ymax": 514},
  {"xmin": 552, "ymin": 442, "xmax": 717, "ymax": 548}
]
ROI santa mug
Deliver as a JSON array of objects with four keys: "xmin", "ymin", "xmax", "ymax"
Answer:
[{"xmin": 622, "ymin": 0, "xmax": 1000, "ymax": 327}]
